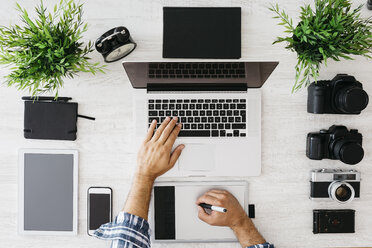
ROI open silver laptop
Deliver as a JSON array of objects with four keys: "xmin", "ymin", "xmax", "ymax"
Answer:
[{"xmin": 123, "ymin": 61, "xmax": 278, "ymax": 177}]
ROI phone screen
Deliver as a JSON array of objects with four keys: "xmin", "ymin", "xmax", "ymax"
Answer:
[{"xmin": 89, "ymin": 193, "xmax": 111, "ymax": 230}]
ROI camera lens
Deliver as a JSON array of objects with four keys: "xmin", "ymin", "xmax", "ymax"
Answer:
[
  {"xmin": 334, "ymin": 139, "xmax": 364, "ymax": 165},
  {"xmin": 328, "ymin": 181, "xmax": 355, "ymax": 203},
  {"xmin": 336, "ymin": 86, "xmax": 369, "ymax": 113},
  {"xmin": 340, "ymin": 143, "xmax": 364, "ymax": 165}
]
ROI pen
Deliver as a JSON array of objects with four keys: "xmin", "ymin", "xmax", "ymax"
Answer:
[
  {"xmin": 21, "ymin": 96, "xmax": 72, "ymax": 102},
  {"xmin": 199, "ymin": 203, "xmax": 227, "ymax": 213}
]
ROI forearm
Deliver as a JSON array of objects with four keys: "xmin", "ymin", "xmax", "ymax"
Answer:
[
  {"xmin": 231, "ymin": 216, "xmax": 266, "ymax": 248},
  {"xmin": 93, "ymin": 118, "xmax": 183, "ymax": 248},
  {"xmin": 123, "ymin": 174, "xmax": 154, "ymax": 220}
]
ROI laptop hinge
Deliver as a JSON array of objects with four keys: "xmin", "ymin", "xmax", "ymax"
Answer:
[{"xmin": 147, "ymin": 83, "xmax": 247, "ymax": 92}]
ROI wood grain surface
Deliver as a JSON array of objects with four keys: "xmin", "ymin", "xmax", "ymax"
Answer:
[{"xmin": 0, "ymin": 0, "xmax": 371, "ymax": 247}]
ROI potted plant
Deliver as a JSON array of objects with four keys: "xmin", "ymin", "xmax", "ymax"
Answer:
[
  {"xmin": 269, "ymin": 0, "xmax": 372, "ymax": 92},
  {"xmin": 0, "ymin": 0, "xmax": 105, "ymax": 97}
]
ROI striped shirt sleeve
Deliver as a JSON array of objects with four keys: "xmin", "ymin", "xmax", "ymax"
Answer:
[
  {"xmin": 247, "ymin": 242, "xmax": 275, "ymax": 248},
  {"xmin": 93, "ymin": 212, "xmax": 151, "ymax": 248},
  {"xmin": 93, "ymin": 212, "xmax": 273, "ymax": 248}
]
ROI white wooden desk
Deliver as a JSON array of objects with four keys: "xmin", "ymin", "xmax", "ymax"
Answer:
[{"xmin": 1, "ymin": 1, "xmax": 371, "ymax": 247}]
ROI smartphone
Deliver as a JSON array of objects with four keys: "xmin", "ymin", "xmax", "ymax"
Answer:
[{"xmin": 87, "ymin": 187, "xmax": 112, "ymax": 236}]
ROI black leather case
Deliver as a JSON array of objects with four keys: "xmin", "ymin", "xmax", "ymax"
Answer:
[{"xmin": 24, "ymin": 99, "xmax": 78, "ymax": 141}]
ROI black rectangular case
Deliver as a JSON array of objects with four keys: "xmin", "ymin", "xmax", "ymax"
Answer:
[
  {"xmin": 23, "ymin": 97, "xmax": 78, "ymax": 141},
  {"xmin": 163, "ymin": 7, "xmax": 241, "ymax": 59},
  {"xmin": 313, "ymin": 209, "xmax": 355, "ymax": 234}
]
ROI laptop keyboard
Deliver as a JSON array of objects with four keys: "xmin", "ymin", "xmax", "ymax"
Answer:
[
  {"xmin": 148, "ymin": 62, "xmax": 246, "ymax": 79},
  {"xmin": 148, "ymin": 98, "xmax": 246, "ymax": 137}
]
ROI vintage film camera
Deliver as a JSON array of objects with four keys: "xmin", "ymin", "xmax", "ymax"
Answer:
[
  {"xmin": 313, "ymin": 209, "xmax": 355, "ymax": 234},
  {"xmin": 310, "ymin": 169, "xmax": 360, "ymax": 204}
]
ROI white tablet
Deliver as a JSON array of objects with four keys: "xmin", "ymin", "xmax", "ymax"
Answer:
[
  {"xmin": 18, "ymin": 149, "xmax": 78, "ymax": 235},
  {"xmin": 150, "ymin": 180, "xmax": 248, "ymax": 242}
]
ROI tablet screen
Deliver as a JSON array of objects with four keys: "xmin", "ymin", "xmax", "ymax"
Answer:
[
  {"xmin": 163, "ymin": 7, "xmax": 241, "ymax": 59},
  {"xmin": 23, "ymin": 153, "xmax": 74, "ymax": 231}
]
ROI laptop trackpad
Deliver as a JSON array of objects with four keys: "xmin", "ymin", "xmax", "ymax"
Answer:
[{"xmin": 179, "ymin": 144, "xmax": 216, "ymax": 171}]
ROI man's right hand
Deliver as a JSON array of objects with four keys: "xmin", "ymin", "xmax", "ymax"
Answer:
[
  {"xmin": 196, "ymin": 189, "xmax": 248, "ymax": 228},
  {"xmin": 196, "ymin": 190, "xmax": 266, "ymax": 248}
]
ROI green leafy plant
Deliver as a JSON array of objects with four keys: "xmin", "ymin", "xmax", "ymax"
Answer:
[
  {"xmin": 269, "ymin": 0, "xmax": 372, "ymax": 92},
  {"xmin": 0, "ymin": 0, "xmax": 105, "ymax": 97}
]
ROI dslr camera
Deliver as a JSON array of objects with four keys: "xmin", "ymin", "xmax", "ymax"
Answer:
[
  {"xmin": 306, "ymin": 125, "xmax": 364, "ymax": 165},
  {"xmin": 307, "ymin": 74, "xmax": 369, "ymax": 114},
  {"xmin": 310, "ymin": 169, "xmax": 360, "ymax": 204},
  {"xmin": 313, "ymin": 209, "xmax": 355, "ymax": 234}
]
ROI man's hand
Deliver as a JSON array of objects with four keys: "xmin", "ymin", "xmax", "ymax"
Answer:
[
  {"xmin": 196, "ymin": 190, "xmax": 266, "ymax": 248},
  {"xmin": 124, "ymin": 117, "xmax": 184, "ymax": 220},
  {"xmin": 196, "ymin": 189, "xmax": 247, "ymax": 228},
  {"xmin": 136, "ymin": 117, "xmax": 185, "ymax": 180}
]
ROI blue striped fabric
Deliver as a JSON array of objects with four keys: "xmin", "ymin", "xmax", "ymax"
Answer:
[
  {"xmin": 249, "ymin": 243, "xmax": 275, "ymax": 248},
  {"xmin": 93, "ymin": 212, "xmax": 274, "ymax": 248},
  {"xmin": 93, "ymin": 212, "xmax": 151, "ymax": 248}
]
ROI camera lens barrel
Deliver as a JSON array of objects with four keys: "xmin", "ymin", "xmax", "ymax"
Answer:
[
  {"xmin": 333, "ymin": 140, "xmax": 364, "ymax": 165},
  {"xmin": 336, "ymin": 87, "xmax": 369, "ymax": 113},
  {"xmin": 328, "ymin": 181, "xmax": 355, "ymax": 203}
]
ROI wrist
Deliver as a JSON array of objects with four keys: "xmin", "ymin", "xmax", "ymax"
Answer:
[
  {"xmin": 231, "ymin": 216, "xmax": 266, "ymax": 247},
  {"xmin": 230, "ymin": 215, "xmax": 251, "ymax": 231},
  {"xmin": 133, "ymin": 172, "xmax": 156, "ymax": 185}
]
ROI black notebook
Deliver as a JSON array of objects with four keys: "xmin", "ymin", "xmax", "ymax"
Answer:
[
  {"xmin": 23, "ymin": 97, "xmax": 94, "ymax": 141},
  {"xmin": 163, "ymin": 7, "xmax": 241, "ymax": 59}
]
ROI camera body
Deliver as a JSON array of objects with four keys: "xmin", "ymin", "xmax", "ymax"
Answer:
[
  {"xmin": 313, "ymin": 209, "xmax": 355, "ymax": 234},
  {"xmin": 306, "ymin": 125, "xmax": 364, "ymax": 165},
  {"xmin": 310, "ymin": 169, "xmax": 360, "ymax": 204},
  {"xmin": 307, "ymin": 74, "xmax": 369, "ymax": 114}
]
